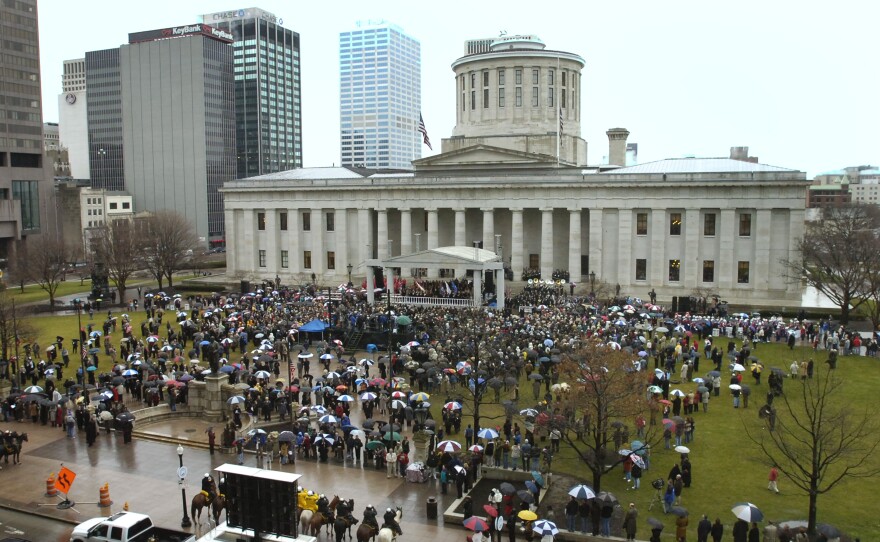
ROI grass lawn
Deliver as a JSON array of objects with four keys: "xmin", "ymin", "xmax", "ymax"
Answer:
[
  {"xmin": 6, "ymin": 279, "xmax": 94, "ymax": 305},
  {"xmin": 14, "ymin": 313, "xmax": 880, "ymax": 538}
]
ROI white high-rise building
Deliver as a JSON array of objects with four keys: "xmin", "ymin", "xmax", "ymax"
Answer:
[
  {"xmin": 58, "ymin": 58, "xmax": 90, "ymax": 178},
  {"xmin": 339, "ymin": 20, "xmax": 422, "ymax": 170}
]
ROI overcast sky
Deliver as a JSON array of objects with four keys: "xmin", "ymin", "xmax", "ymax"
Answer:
[{"xmin": 37, "ymin": 0, "xmax": 878, "ymax": 177}]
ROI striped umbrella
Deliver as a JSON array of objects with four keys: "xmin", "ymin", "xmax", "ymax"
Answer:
[
  {"xmin": 436, "ymin": 440, "xmax": 462, "ymax": 453},
  {"xmin": 568, "ymin": 484, "xmax": 596, "ymax": 500}
]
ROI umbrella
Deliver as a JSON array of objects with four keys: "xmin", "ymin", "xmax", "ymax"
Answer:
[
  {"xmin": 655, "ymin": 326, "xmax": 669, "ymax": 333},
  {"xmin": 436, "ymin": 440, "xmax": 462, "ymax": 452},
  {"xmin": 499, "ymin": 482, "xmax": 516, "ymax": 496},
  {"xmin": 516, "ymin": 490, "xmax": 535, "ymax": 503},
  {"xmin": 568, "ymin": 484, "xmax": 596, "ymax": 499},
  {"xmin": 674, "ymin": 445, "xmax": 690, "ymax": 454},
  {"xmin": 315, "ymin": 434, "xmax": 336, "ymax": 445},
  {"xmin": 227, "ymin": 395, "xmax": 246, "ymax": 405},
  {"xmin": 707, "ymin": 370, "xmax": 721, "ymax": 377},
  {"xmin": 697, "ymin": 386, "xmax": 709, "ymax": 393},
  {"xmin": 630, "ymin": 440, "xmax": 646, "ymax": 455},
  {"xmin": 411, "ymin": 392, "xmax": 430, "ymax": 402},
  {"xmin": 729, "ymin": 384, "xmax": 742, "ymax": 391},
  {"xmin": 596, "ymin": 491, "xmax": 618, "ymax": 505},
  {"xmin": 517, "ymin": 510, "xmax": 537, "ymax": 521},
  {"xmin": 629, "ymin": 453, "xmax": 646, "ymax": 469},
  {"xmin": 337, "ymin": 394, "xmax": 355, "ymax": 402},
  {"xmin": 23, "ymin": 385, "xmax": 44, "ymax": 394},
  {"xmin": 116, "ymin": 412, "xmax": 135, "ymax": 423},
  {"xmin": 669, "ymin": 389, "xmax": 686, "ymax": 397},
  {"xmin": 391, "ymin": 390, "xmax": 407, "ymax": 399},
  {"xmin": 520, "ymin": 408, "xmax": 538, "ymax": 417},
  {"xmin": 647, "ymin": 517, "xmax": 664, "ymax": 529},
  {"xmin": 319, "ymin": 414, "xmax": 338, "ymax": 424},
  {"xmin": 525, "ymin": 480, "xmax": 538, "ymax": 493},
  {"xmin": 532, "ymin": 520, "xmax": 559, "ymax": 537},
  {"xmin": 647, "ymin": 385, "xmax": 663, "ymax": 394},
  {"xmin": 278, "ymin": 431, "xmax": 296, "ymax": 442},
  {"xmin": 365, "ymin": 440, "xmax": 385, "ymax": 451},
  {"xmin": 483, "ymin": 504, "xmax": 499, "ymax": 518},
  {"xmin": 731, "ymin": 502, "xmax": 764, "ymax": 522},
  {"xmin": 468, "ymin": 445, "xmax": 484, "ymax": 453},
  {"xmin": 528, "ymin": 373, "xmax": 544, "ymax": 381},
  {"xmin": 530, "ymin": 470, "xmax": 545, "ymax": 487},
  {"xmin": 254, "ymin": 370, "xmax": 271, "ymax": 379},
  {"xmin": 98, "ymin": 410, "xmax": 114, "ymax": 421},
  {"xmin": 669, "ymin": 506, "xmax": 689, "ymax": 517},
  {"xmin": 360, "ymin": 392, "xmax": 378, "ymax": 401},
  {"xmin": 462, "ymin": 516, "xmax": 489, "ymax": 532},
  {"xmin": 692, "ymin": 377, "xmax": 705, "ymax": 384},
  {"xmin": 390, "ymin": 399, "xmax": 408, "ymax": 410},
  {"xmin": 477, "ymin": 428, "xmax": 499, "ymax": 440},
  {"xmin": 382, "ymin": 432, "xmax": 402, "ymax": 441},
  {"xmin": 443, "ymin": 401, "xmax": 462, "ymax": 410}
]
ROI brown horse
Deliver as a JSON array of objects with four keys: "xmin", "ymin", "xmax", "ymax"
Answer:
[
  {"xmin": 308, "ymin": 495, "xmax": 340, "ymax": 537},
  {"xmin": 356, "ymin": 522, "xmax": 379, "ymax": 542},
  {"xmin": 212, "ymin": 493, "xmax": 226, "ymax": 525},
  {"xmin": 191, "ymin": 480, "xmax": 217, "ymax": 525}
]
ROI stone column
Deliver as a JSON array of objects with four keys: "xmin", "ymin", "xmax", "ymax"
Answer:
[
  {"xmin": 511, "ymin": 209, "xmax": 524, "ymax": 280},
  {"xmin": 243, "ymin": 209, "xmax": 257, "ymax": 271},
  {"xmin": 366, "ymin": 267, "xmax": 375, "ymax": 304},
  {"xmin": 588, "ymin": 209, "xmax": 603, "ymax": 279},
  {"xmin": 753, "ymin": 209, "xmax": 772, "ymax": 293},
  {"xmin": 288, "ymin": 208, "xmax": 300, "ymax": 274},
  {"xmin": 225, "ymin": 209, "xmax": 237, "ymax": 275},
  {"xmin": 473, "ymin": 267, "xmax": 482, "ymax": 307},
  {"xmin": 202, "ymin": 374, "xmax": 227, "ymax": 423},
  {"xmin": 786, "ymin": 209, "xmax": 805, "ymax": 295},
  {"xmin": 650, "ymin": 210, "xmax": 666, "ymax": 285},
  {"xmin": 454, "ymin": 209, "xmax": 466, "ymax": 276},
  {"xmin": 718, "ymin": 209, "xmax": 736, "ymax": 290},
  {"xmin": 617, "ymin": 209, "xmax": 632, "ymax": 287},
  {"xmin": 568, "ymin": 209, "xmax": 582, "ymax": 281},
  {"xmin": 496, "ymin": 268, "xmax": 506, "ymax": 310},
  {"xmin": 336, "ymin": 209, "xmax": 348, "ymax": 282},
  {"xmin": 427, "ymin": 209, "xmax": 439, "ymax": 278},
  {"xmin": 540, "ymin": 208, "xmax": 554, "ymax": 279},
  {"xmin": 482, "ymin": 208, "xmax": 495, "ymax": 252},
  {"xmin": 684, "ymin": 209, "xmax": 700, "ymax": 289},
  {"xmin": 377, "ymin": 210, "xmax": 389, "ymax": 260},
  {"xmin": 265, "ymin": 210, "xmax": 278, "ymax": 273},
  {"xmin": 358, "ymin": 209, "xmax": 370, "ymax": 266},
  {"xmin": 401, "ymin": 208, "xmax": 412, "ymax": 277},
  {"xmin": 312, "ymin": 209, "xmax": 324, "ymax": 276}
]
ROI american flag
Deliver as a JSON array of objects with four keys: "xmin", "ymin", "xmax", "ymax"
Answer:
[
  {"xmin": 80, "ymin": 342, "xmax": 88, "ymax": 360},
  {"xmin": 418, "ymin": 113, "xmax": 432, "ymax": 150},
  {"xmin": 559, "ymin": 108, "xmax": 564, "ymax": 135}
]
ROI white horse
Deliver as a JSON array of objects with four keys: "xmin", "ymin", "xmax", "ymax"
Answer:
[
  {"xmin": 377, "ymin": 507, "xmax": 402, "ymax": 542},
  {"xmin": 300, "ymin": 509, "xmax": 315, "ymax": 535}
]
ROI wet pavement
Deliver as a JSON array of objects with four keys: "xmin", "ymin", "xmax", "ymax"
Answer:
[{"xmin": 0, "ymin": 401, "xmax": 456, "ymax": 542}]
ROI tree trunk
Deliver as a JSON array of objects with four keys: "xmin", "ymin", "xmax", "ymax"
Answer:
[
  {"xmin": 167, "ymin": 273, "xmax": 175, "ymax": 288},
  {"xmin": 808, "ymin": 489, "xmax": 818, "ymax": 535},
  {"xmin": 117, "ymin": 286, "xmax": 127, "ymax": 305},
  {"xmin": 840, "ymin": 293, "xmax": 850, "ymax": 325},
  {"xmin": 473, "ymin": 396, "xmax": 481, "ymax": 439}
]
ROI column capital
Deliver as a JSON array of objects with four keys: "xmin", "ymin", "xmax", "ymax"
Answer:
[
  {"xmin": 481, "ymin": 207, "xmax": 495, "ymax": 213},
  {"xmin": 541, "ymin": 207, "xmax": 555, "ymax": 213},
  {"xmin": 510, "ymin": 208, "xmax": 524, "ymax": 214},
  {"xmin": 400, "ymin": 208, "xmax": 412, "ymax": 213},
  {"xmin": 569, "ymin": 208, "xmax": 581, "ymax": 214}
]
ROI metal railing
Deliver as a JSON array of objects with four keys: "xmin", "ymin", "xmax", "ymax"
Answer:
[{"xmin": 390, "ymin": 295, "xmax": 475, "ymax": 308}]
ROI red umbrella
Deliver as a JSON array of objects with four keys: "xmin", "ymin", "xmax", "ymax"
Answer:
[
  {"xmin": 483, "ymin": 504, "xmax": 498, "ymax": 518},
  {"xmin": 463, "ymin": 516, "xmax": 489, "ymax": 532},
  {"xmin": 288, "ymin": 385, "xmax": 300, "ymax": 392},
  {"xmin": 658, "ymin": 399, "xmax": 672, "ymax": 405}
]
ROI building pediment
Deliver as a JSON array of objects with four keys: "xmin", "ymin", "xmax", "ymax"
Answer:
[
  {"xmin": 413, "ymin": 144, "xmax": 558, "ymax": 170},
  {"xmin": 371, "ymin": 246, "xmax": 503, "ymax": 269}
]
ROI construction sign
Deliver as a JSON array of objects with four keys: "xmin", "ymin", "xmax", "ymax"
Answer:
[{"xmin": 55, "ymin": 466, "xmax": 76, "ymax": 493}]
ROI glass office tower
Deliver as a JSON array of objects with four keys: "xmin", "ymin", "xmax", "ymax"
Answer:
[
  {"xmin": 85, "ymin": 48, "xmax": 124, "ymax": 191},
  {"xmin": 339, "ymin": 21, "xmax": 421, "ymax": 170},
  {"xmin": 202, "ymin": 8, "xmax": 302, "ymax": 178}
]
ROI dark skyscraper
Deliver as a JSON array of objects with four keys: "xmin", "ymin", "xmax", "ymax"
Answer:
[
  {"xmin": 202, "ymin": 8, "xmax": 302, "ymax": 178},
  {"xmin": 0, "ymin": 0, "xmax": 53, "ymax": 257},
  {"xmin": 85, "ymin": 48, "xmax": 123, "ymax": 191}
]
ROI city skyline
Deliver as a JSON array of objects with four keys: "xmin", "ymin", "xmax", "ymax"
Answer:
[{"xmin": 36, "ymin": 0, "xmax": 879, "ymax": 178}]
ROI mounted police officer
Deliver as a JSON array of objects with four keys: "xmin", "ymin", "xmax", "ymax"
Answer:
[
  {"xmin": 362, "ymin": 504, "xmax": 378, "ymax": 530},
  {"xmin": 317, "ymin": 493, "xmax": 332, "ymax": 522},
  {"xmin": 201, "ymin": 473, "xmax": 215, "ymax": 504},
  {"xmin": 337, "ymin": 497, "xmax": 356, "ymax": 525},
  {"xmin": 383, "ymin": 507, "xmax": 402, "ymax": 536}
]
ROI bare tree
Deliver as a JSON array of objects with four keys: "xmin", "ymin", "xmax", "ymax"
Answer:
[
  {"xmin": 537, "ymin": 343, "xmax": 659, "ymax": 492},
  {"xmin": 783, "ymin": 204, "xmax": 880, "ymax": 324},
  {"xmin": 745, "ymin": 367, "xmax": 880, "ymax": 536},
  {"xmin": 0, "ymin": 292, "xmax": 34, "ymax": 380},
  {"xmin": 93, "ymin": 219, "xmax": 141, "ymax": 303},
  {"xmin": 20, "ymin": 236, "xmax": 72, "ymax": 307},
  {"xmin": 139, "ymin": 211, "xmax": 200, "ymax": 289}
]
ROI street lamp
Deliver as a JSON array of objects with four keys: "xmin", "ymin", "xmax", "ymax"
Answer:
[
  {"xmin": 346, "ymin": 262, "xmax": 353, "ymax": 286},
  {"xmin": 176, "ymin": 445, "xmax": 192, "ymax": 528},
  {"xmin": 589, "ymin": 271, "xmax": 596, "ymax": 296},
  {"xmin": 72, "ymin": 298, "xmax": 86, "ymax": 385}
]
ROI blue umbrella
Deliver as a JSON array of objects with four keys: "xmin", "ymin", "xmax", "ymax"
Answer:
[
  {"xmin": 86, "ymin": 365, "xmax": 98, "ymax": 372},
  {"xmin": 525, "ymin": 480, "xmax": 539, "ymax": 493},
  {"xmin": 477, "ymin": 428, "xmax": 499, "ymax": 440},
  {"xmin": 366, "ymin": 344, "xmax": 378, "ymax": 353},
  {"xmin": 531, "ymin": 470, "xmax": 545, "ymax": 487},
  {"xmin": 219, "ymin": 365, "xmax": 235, "ymax": 373},
  {"xmin": 200, "ymin": 340, "xmax": 211, "ymax": 346},
  {"xmin": 532, "ymin": 520, "xmax": 559, "ymax": 536},
  {"xmin": 631, "ymin": 440, "xmax": 646, "ymax": 455}
]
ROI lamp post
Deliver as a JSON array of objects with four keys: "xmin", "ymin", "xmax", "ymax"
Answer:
[
  {"xmin": 346, "ymin": 262, "xmax": 353, "ymax": 286},
  {"xmin": 177, "ymin": 445, "xmax": 192, "ymax": 528},
  {"xmin": 589, "ymin": 271, "xmax": 596, "ymax": 296},
  {"xmin": 72, "ymin": 298, "xmax": 86, "ymax": 385}
]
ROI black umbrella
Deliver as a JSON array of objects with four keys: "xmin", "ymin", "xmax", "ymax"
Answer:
[
  {"xmin": 362, "ymin": 419, "xmax": 376, "ymax": 429},
  {"xmin": 499, "ymin": 482, "xmax": 516, "ymax": 495},
  {"xmin": 487, "ymin": 378, "xmax": 503, "ymax": 389},
  {"xmin": 528, "ymin": 374, "xmax": 543, "ymax": 381},
  {"xmin": 646, "ymin": 517, "xmax": 664, "ymax": 529},
  {"xmin": 381, "ymin": 423, "xmax": 401, "ymax": 432},
  {"xmin": 516, "ymin": 490, "xmax": 534, "ymax": 503},
  {"xmin": 669, "ymin": 506, "xmax": 688, "ymax": 517},
  {"xmin": 116, "ymin": 412, "xmax": 135, "ymax": 423},
  {"xmin": 595, "ymin": 491, "xmax": 618, "ymax": 505}
]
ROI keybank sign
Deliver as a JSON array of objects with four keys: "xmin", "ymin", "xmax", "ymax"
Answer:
[
  {"xmin": 131, "ymin": 23, "xmax": 234, "ymax": 44},
  {"xmin": 171, "ymin": 25, "xmax": 202, "ymax": 36}
]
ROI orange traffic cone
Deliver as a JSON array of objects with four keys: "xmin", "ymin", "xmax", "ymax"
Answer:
[
  {"xmin": 99, "ymin": 483, "xmax": 113, "ymax": 507},
  {"xmin": 46, "ymin": 473, "xmax": 58, "ymax": 497}
]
